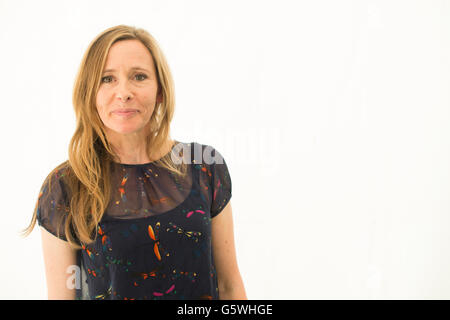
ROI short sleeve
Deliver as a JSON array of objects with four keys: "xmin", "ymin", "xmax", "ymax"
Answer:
[
  {"xmin": 36, "ymin": 167, "xmax": 71, "ymax": 242},
  {"xmin": 207, "ymin": 146, "xmax": 232, "ymax": 218}
]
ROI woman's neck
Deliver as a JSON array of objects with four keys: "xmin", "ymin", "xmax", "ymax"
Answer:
[{"xmin": 106, "ymin": 129, "xmax": 174, "ymax": 164}]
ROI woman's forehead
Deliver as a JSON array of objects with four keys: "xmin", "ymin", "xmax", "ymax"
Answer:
[{"xmin": 104, "ymin": 40, "xmax": 155, "ymax": 71}]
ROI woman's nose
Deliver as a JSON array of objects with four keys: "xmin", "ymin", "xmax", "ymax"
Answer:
[
  {"xmin": 117, "ymin": 92, "xmax": 133, "ymax": 102},
  {"xmin": 115, "ymin": 81, "xmax": 133, "ymax": 102}
]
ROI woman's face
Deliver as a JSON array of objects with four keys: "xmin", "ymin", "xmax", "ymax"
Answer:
[{"xmin": 96, "ymin": 39, "xmax": 162, "ymax": 136}]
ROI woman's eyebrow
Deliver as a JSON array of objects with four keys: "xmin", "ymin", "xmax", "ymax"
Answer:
[{"xmin": 102, "ymin": 67, "xmax": 151, "ymax": 73}]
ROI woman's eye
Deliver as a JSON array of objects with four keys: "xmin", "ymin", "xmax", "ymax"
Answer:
[
  {"xmin": 101, "ymin": 76, "xmax": 112, "ymax": 83},
  {"xmin": 135, "ymin": 73, "xmax": 147, "ymax": 81}
]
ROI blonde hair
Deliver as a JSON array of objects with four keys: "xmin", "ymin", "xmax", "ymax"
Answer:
[{"xmin": 22, "ymin": 24, "xmax": 187, "ymax": 249}]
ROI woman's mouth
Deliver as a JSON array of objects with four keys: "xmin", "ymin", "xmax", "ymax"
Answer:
[{"xmin": 112, "ymin": 109, "xmax": 139, "ymax": 117}]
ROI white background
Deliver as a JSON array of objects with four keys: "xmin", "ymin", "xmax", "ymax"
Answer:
[{"xmin": 1, "ymin": 0, "xmax": 449, "ymax": 299}]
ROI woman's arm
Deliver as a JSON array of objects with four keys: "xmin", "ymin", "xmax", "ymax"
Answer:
[
  {"xmin": 211, "ymin": 202, "xmax": 247, "ymax": 299},
  {"xmin": 40, "ymin": 227, "xmax": 78, "ymax": 299}
]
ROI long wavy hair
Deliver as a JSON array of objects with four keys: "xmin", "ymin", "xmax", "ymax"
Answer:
[{"xmin": 22, "ymin": 25, "xmax": 187, "ymax": 249}]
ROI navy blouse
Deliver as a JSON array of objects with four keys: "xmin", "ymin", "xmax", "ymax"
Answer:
[{"xmin": 36, "ymin": 141, "xmax": 232, "ymax": 300}]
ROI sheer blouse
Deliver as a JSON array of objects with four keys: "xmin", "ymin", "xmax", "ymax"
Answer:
[{"xmin": 36, "ymin": 141, "xmax": 232, "ymax": 300}]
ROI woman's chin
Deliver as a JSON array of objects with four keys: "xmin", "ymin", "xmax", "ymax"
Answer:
[{"xmin": 109, "ymin": 125, "xmax": 146, "ymax": 136}]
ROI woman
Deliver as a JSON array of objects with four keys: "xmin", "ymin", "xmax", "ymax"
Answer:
[{"xmin": 23, "ymin": 25, "xmax": 246, "ymax": 300}]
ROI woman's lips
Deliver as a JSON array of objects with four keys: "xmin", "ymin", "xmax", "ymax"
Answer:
[{"xmin": 112, "ymin": 110, "xmax": 139, "ymax": 117}]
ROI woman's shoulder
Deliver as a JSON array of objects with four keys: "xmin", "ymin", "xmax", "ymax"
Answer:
[
  {"xmin": 187, "ymin": 141, "xmax": 226, "ymax": 165},
  {"xmin": 43, "ymin": 160, "xmax": 71, "ymax": 184},
  {"xmin": 38, "ymin": 160, "xmax": 72, "ymax": 200},
  {"xmin": 188, "ymin": 142, "xmax": 232, "ymax": 218},
  {"xmin": 50, "ymin": 160, "xmax": 71, "ymax": 178}
]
